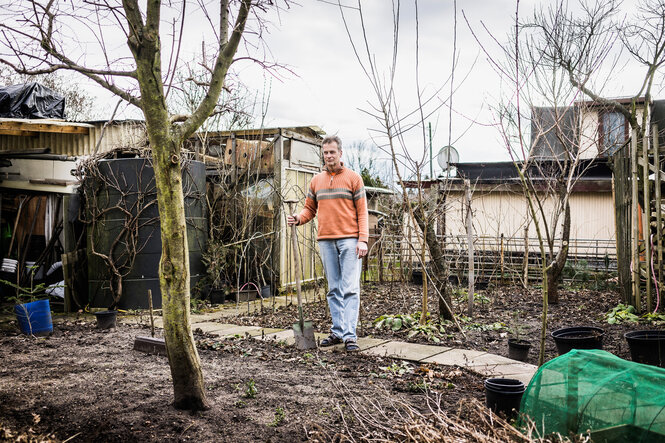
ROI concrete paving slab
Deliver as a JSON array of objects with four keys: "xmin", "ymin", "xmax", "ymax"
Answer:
[
  {"xmin": 470, "ymin": 362, "xmax": 537, "ymax": 377},
  {"xmin": 189, "ymin": 313, "xmax": 220, "ymax": 323},
  {"xmin": 191, "ymin": 322, "xmax": 235, "ymax": 334},
  {"xmin": 219, "ymin": 325, "xmax": 263, "ymax": 338},
  {"xmin": 320, "ymin": 337, "xmax": 391, "ymax": 354},
  {"xmin": 260, "ymin": 329, "xmax": 293, "ymax": 342},
  {"xmin": 420, "ymin": 348, "xmax": 487, "ymax": 366},
  {"xmin": 254, "ymin": 328, "xmax": 283, "ymax": 338},
  {"xmin": 504, "ymin": 372, "xmax": 536, "ymax": 386},
  {"xmin": 463, "ymin": 353, "xmax": 521, "ymax": 368},
  {"xmin": 362, "ymin": 341, "xmax": 451, "ymax": 362},
  {"xmin": 356, "ymin": 337, "xmax": 391, "ymax": 351}
]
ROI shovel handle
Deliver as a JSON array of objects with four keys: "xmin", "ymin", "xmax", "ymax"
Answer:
[{"xmin": 286, "ymin": 201, "xmax": 304, "ymax": 330}]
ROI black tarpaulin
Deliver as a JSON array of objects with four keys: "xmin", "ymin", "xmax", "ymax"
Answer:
[{"xmin": 0, "ymin": 82, "xmax": 65, "ymax": 119}]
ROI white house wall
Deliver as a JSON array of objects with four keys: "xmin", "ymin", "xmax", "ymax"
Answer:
[
  {"xmin": 579, "ymin": 107, "xmax": 645, "ymax": 158},
  {"xmin": 444, "ymin": 189, "xmax": 615, "ymax": 256}
]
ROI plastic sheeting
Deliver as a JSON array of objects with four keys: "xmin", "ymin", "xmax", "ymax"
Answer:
[
  {"xmin": 0, "ymin": 83, "xmax": 65, "ymax": 119},
  {"xmin": 521, "ymin": 349, "xmax": 665, "ymax": 441}
]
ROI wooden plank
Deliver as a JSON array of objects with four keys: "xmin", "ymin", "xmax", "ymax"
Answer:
[
  {"xmin": 29, "ymin": 179, "xmax": 77, "ymax": 186},
  {"xmin": 632, "ymin": 131, "xmax": 640, "ymax": 310},
  {"xmin": 643, "ymin": 132, "xmax": 652, "ymax": 310},
  {"xmin": 0, "ymin": 121, "xmax": 89, "ymax": 134},
  {"xmin": 133, "ymin": 336, "xmax": 167, "ymax": 356},
  {"xmin": 654, "ymin": 124, "xmax": 663, "ymax": 308},
  {"xmin": 0, "ymin": 129, "xmax": 38, "ymax": 136}
]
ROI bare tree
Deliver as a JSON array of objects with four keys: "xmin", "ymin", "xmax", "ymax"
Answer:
[
  {"xmin": 529, "ymin": 0, "xmax": 665, "ymax": 312},
  {"xmin": 0, "ymin": 0, "xmax": 284, "ymax": 410},
  {"xmin": 344, "ymin": 140, "xmax": 392, "ymax": 188},
  {"xmin": 469, "ymin": 0, "xmax": 665, "ymax": 364},
  {"xmin": 338, "ymin": 0, "xmax": 464, "ymax": 324}
]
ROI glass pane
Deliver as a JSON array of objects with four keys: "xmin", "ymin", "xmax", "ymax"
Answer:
[{"xmin": 603, "ymin": 112, "xmax": 626, "ymax": 156}]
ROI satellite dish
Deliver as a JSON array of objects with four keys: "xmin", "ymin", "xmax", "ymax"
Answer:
[{"xmin": 436, "ymin": 145, "xmax": 459, "ymax": 170}]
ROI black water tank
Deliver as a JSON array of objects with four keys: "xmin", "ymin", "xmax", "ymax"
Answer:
[{"xmin": 86, "ymin": 158, "xmax": 207, "ymax": 309}]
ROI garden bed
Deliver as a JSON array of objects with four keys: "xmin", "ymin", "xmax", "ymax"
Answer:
[
  {"xmin": 0, "ymin": 318, "xmax": 488, "ymax": 442},
  {"xmin": 227, "ymin": 282, "xmax": 661, "ymax": 365}
]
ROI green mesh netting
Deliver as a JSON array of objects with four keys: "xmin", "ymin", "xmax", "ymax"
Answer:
[{"xmin": 521, "ymin": 349, "xmax": 665, "ymax": 442}]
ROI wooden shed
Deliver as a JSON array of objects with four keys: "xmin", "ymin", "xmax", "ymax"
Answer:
[{"xmin": 189, "ymin": 126, "xmax": 326, "ymax": 296}]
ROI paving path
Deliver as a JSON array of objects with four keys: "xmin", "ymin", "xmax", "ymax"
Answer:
[{"xmin": 118, "ymin": 296, "xmax": 537, "ymax": 385}]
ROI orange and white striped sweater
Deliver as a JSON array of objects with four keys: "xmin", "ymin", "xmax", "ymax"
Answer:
[{"xmin": 297, "ymin": 165, "xmax": 369, "ymax": 243}]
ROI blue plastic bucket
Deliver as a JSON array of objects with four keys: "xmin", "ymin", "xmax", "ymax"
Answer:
[{"xmin": 14, "ymin": 299, "xmax": 53, "ymax": 335}]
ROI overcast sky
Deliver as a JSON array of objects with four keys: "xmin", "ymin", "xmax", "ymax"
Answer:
[{"xmin": 77, "ymin": 0, "xmax": 655, "ymax": 173}]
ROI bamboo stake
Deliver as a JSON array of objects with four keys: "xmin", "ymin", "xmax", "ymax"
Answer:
[
  {"xmin": 523, "ymin": 226, "xmax": 529, "ymax": 289},
  {"xmin": 643, "ymin": 132, "xmax": 652, "ymax": 311},
  {"xmin": 465, "ymin": 179, "xmax": 474, "ymax": 317},
  {"xmin": 500, "ymin": 233, "xmax": 505, "ymax": 286},
  {"xmin": 653, "ymin": 124, "xmax": 663, "ymax": 309},
  {"xmin": 632, "ymin": 130, "xmax": 641, "ymax": 309}
]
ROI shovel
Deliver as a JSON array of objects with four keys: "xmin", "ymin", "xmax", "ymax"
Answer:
[{"xmin": 285, "ymin": 199, "xmax": 316, "ymax": 350}]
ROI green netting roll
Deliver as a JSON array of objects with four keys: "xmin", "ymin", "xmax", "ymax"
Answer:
[{"xmin": 520, "ymin": 349, "xmax": 665, "ymax": 442}]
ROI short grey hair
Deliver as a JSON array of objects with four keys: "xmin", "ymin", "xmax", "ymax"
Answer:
[{"xmin": 322, "ymin": 135, "xmax": 342, "ymax": 151}]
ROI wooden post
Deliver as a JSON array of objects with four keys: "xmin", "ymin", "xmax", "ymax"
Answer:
[
  {"xmin": 148, "ymin": 289, "xmax": 155, "ymax": 338},
  {"xmin": 643, "ymin": 132, "xmax": 652, "ymax": 311},
  {"xmin": 271, "ymin": 130, "xmax": 284, "ymax": 311},
  {"xmin": 62, "ymin": 252, "xmax": 71, "ymax": 313},
  {"xmin": 500, "ymin": 233, "xmax": 505, "ymax": 286},
  {"xmin": 653, "ymin": 124, "xmax": 663, "ymax": 309},
  {"xmin": 465, "ymin": 179, "xmax": 474, "ymax": 317},
  {"xmin": 632, "ymin": 131, "xmax": 641, "ymax": 309},
  {"xmin": 523, "ymin": 225, "xmax": 529, "ymax": 289},
  {"xmin": 407, "ymin": 223, "xmax": 413, "ymax": 282},
  {"xmin": 378, "ymin": 237, "xmax": 384, "ymax": 283},
  {"xmin": 231, "ymin": 133, "xmax": 237, "ymax": 183}
]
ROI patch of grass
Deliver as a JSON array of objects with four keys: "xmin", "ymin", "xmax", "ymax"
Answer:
[
  {"xmin": 269, "ymin": 407, "xmax": 285, "ymax": 427},
  {"xmin": 234, "ymin": 400, "xmax": 246, "ymax": 408},
  {"xmin": 379, "ymin": 361, "xmax": 414, "ymax": 377},
  {"xmin": 374, "ymin": 312, "xmax": 448, "ymax": 342},
  {"xmin": 407, "ymin": 379, "xmax": 430, "ymax": 393},
  {"xmin": 244, "ymin": 379, "xmax": 257, "ymax": 398},
  {"xmin": 605, "ymin": 304, "xmax": 665, "ymax": 325}
]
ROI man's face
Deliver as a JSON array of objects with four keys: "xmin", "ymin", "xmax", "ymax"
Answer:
[{"xmin": 322, "ymin": 142, "xmax": 342, "ymax": 169}]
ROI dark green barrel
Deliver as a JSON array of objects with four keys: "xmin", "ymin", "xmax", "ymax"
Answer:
[{"xmin": 86, "ymin": 158, "xmax": 207, "ymax": 309}]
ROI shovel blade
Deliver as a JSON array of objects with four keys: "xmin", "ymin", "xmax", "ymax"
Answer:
[{"xmin": 293, "ymin": 320, "xmax": 316, "ymax": 350}]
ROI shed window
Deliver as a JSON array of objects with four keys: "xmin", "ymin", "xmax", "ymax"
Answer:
[{"xmin": 600, "ymin": 111, "xmax": 627, "ymax": 156}]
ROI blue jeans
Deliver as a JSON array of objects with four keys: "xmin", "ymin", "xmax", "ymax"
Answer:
[{"xmin": 318, "ymin": 238, "xmax": 361, "ymax": 342}]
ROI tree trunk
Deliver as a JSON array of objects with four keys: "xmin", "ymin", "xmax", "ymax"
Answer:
[
  {"xmin": 547, "ymin": 267, "xmax": 560, "ymax": 304},
  {"xmin": 547, "ymin": 200, "xmax": 571, "ymax": 305},
  {"xmin": 414, "ymin": 208, "xmax": 454, "ymax": 320},
  {"xmin": 132, "ymin": 23, "xmax": 209, "ymax": 411}
]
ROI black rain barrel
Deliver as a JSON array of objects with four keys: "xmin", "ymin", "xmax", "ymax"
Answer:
[{"xmin": 86, "ymin": 158, "xmax": 207, "ymax": 309}]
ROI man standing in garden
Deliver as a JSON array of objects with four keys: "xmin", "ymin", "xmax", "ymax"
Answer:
[{"xmin": 287, "ymin": 135, "xmax": 368, "ymax": 352}]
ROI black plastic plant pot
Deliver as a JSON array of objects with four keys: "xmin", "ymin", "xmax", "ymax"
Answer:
[
  {"xmin": 411, "ymin": 270, "xmax": 423, "ymax": 285},
  {"xmin": 624, "ymin": 330, "xmax": 665, "ymax": 368},
  {"xmin": 94, "ymin": 310, "xmax": 118, "ymax": 329},
  {"xmin": 484, "ymin": 378, "xmax": 525, "ymax": 418},
  {"xmin": 551, "ymin": 326, "xmax": 604, "ymax": 355},
  {"xmin": 508, "ymin": 338, "xmax": 531, "ymax": 362},
  {"xmin": 209, "ymin": 288, "xmax": 226, "ymax": 305}
]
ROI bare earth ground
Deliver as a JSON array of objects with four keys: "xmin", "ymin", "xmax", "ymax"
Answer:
[
  {"xmin": 0, "ymin": 316, "xmax": 485, "ymax": 442},
  {"xmin": 0, "ymin": 281, "xmax": 657, "ymax": 442}
]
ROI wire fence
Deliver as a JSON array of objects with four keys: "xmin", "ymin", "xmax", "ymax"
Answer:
[{"xmin": 362, "ymin": 230, "xmax": 617, "ymax": 286}]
